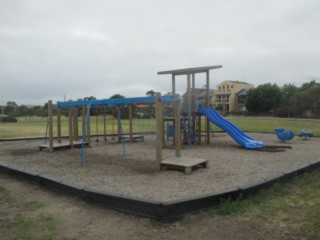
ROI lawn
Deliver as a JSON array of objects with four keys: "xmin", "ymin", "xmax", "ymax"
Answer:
[
  {"xmin": 0, "ymin": 116, "xmax": 319, "ymax": 138},
  {"xmin": 1, "ymin": 170, "xmax": 320, "ymax": 239},
  {"xmin": 209, "ymin": 169, "xmax": 320, "ymax": 239},
  {"xmin": 0, "ymin": 184, "xmax": 61, "ymax": 239},
  {"xmin": 1, "ymin": 115, "xmax": 320, "ymax": 238}
]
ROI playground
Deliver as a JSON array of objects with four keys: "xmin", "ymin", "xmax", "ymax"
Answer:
[
  {"xmin": 0, "ymin": 66, "xmax": 319, "ymax": 220},
  {"xmin": 0, "ymin": 132, "xmax": 319, "ymax": 202}
]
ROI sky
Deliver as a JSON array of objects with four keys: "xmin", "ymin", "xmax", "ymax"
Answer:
[{"xmin": 1, "ymin": 0, "xmax": 320, "ymax": 105}]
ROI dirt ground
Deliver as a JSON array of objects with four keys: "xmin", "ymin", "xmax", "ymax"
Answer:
[
  {"xmin": 0, "ymin": 133, "xmax": 319, "ymax": 202},
  {"xmin": 1, "ymin": 173, "xmax": 286, "ymax": 240},
  {"xmin": 1, "ymin": 133, "xmax": 317, "ymax": 239}
]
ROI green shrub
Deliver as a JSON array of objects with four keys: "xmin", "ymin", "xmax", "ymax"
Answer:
[{"xmin": 1, "ymin": 116, "xmax": 18, "ymax": 123}]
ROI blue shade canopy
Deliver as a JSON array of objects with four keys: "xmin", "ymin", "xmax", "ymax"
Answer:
[{"xmin": 55, "ymin": 96, "xmax": 180, "ymax": 107}]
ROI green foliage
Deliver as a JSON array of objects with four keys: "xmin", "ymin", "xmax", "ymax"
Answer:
[
  {"xmin": 1, "ymin": 116, "xmax": 18, "ymax": 122},
  {"xmin": 210, "ymin": 170, "xmax": 320, "ymax": 238},
  {"xmin": 246, "ymin": 83, "xmax": 282, "ymax": 114},
  {"xmin": 245, "ymin": 80, "xmax": 320, "ymax": 118},
  {"xmin": 83, "ymin": 96, "xmax": 96, "ymax": 100},
  {"xmin": 146, "ymin": 90, "xmax": 156, "ymax": 96},
  {"xmin": 278, "ymin": 83, "xmax": 298, "ymax": 117},
  {"xmin": 215, "ymin": 183, "xmax": 286, "ymax": 216},
  {"xmin": 290, "ymin": 80, "xmax": 320, "ymax": 117},
  {"xmin": 110, "ymin": 93, "xmax": 125, "ymax": 99}
]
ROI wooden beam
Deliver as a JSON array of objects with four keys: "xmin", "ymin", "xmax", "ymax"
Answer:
[
  {"xmin": 57, "ymin": 106, "xmax": 62, "ymax": 144},
  {"xmin": 174, "ymin": 94, "xmax": 181, "ymax": 157},
  {"xmin": 103, "ymin": 107, "xmax": 107, "ymax": 141},
  {"xmin": 82, "ymin": 105, "xmax": 86, "ymax": 136},
  {"xmin": 172, "ymin": 74, "xmax": 176, "ymax": 96},
  {"xmin": 129, "ymin": 104, "xmax": 133, "ymax": 142},
  {"xmin": 117, "ymin": 107, "xmax": 121, "ymax": 143},
  {"xmin": 48, "ymin": 100, "xmax": 54, "ymax": 152},
  {"xmin": 192, "ymin": 73, "xmax": 195, "ymax": 112},
  {"xmin": 206, "ymin": 70, "xmax": 210, "ymax": 144},
  {"xmin": 86, "ymin": 106, "xmax": 91, "ymax": 147},
  {"xmin": 187, "ymin": 74, "xmax": 191, "ymax": 116},
  {"xmin": 73, "ymin": 107, "xmax": 79, "ymax": 141},
  {"xmin": 68, "ymin": 107, "xmax": 73, "ymax": 148},
  {"xmin": 155, "ymin": 92, "xmax": 163, "ymax": 170},
  {"xmin": 197, "ymin": 114, "xmax": 202, "ymax": 144},
  {"xmin": 158, "ymin": 65, "xmax": 223, "ymax": 75}
]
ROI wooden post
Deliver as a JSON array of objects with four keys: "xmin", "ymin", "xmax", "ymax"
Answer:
[
  {"xmin": 103, "ymin": 107, "xmax": 107, "ymax": 141},
  {"xmin": 86, "ymin": 106, "xmax": 91, "ymax": 147},
  {"xmin": 155, "ymin": 92, "xmax": 163, "ymax": 170},
  {"xmin": 57, "ymin": 106, "xmax": 62, "ymax": 144},
  {"xmin": 198, "ymin": 114, "xmax": 202, "ymax": 144},
  {"xmin": 192, "ymin": 73, "xmax": 196, "ymax": 135},
  {"xmin": 95, "ymin": 108, "xmax": 99, "ymax": 142},
  {"xmin": 187, "ymin": 74, "xmax": 191, "ymax": 141},
  {"xmin": 48, "ymin": 100, "xmax": 54, "ymax": 152},
  {"xmin": 192, "ymin": 73, "xmax": 195, "ymax": 112},
  {"xmin": 172, "ymin": 74, "xmax": 176, "ymax": 96},
  {"xmin": 82, "ymin": 105, "xmax": 86, "ymax": 137},
  {"xmin": 162, "ymin": 120, "xmax": 166, "ymax": 146},
  {"xmin": 174, "ymin": 94, "xmax": 181, "ymax": 157},
  {"xmin": 73, "ymin": 107, "xmax": 78, "ymax": 141},
  {"xmin": 206, "ymin": 70, "xmax": 210, "ymax": 144},
  {"xmin": 129, "ymin": 104, "xmax": 133, "ymax": 142},
  {"xmin": 68, "ymin": 107, "xmax": 73, "ymax": 148},
  {"xmin": 117, "ymin": 107, "xmax": 121, "ymax": 143}
]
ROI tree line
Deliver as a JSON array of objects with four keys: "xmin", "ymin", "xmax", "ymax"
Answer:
[
  {"xmin": 0, "ymin": 92, "xmax": 157, "ymax": 122},
  {"xmin": 1, "ymin": 81, "xmax": 319, "ymax": 121},
  {"xmin": 245, "ymin": 80, "xmax": 320, "ymax": 118}
]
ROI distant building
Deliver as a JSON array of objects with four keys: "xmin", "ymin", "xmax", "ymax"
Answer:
[
  {"xmin": 182, "ymin": 88, "xmax": 216, "ymax": 113},
  {"xmin": 181, "ymin": 80, "xmax": 253, "ymax": 113},
  {"xmin": 213, "ymin": 80, "xmax": 254, "ymax": 112},
  {"xmin": 182, "ymin": 88, "xmax": 203, "ymax": 113}
]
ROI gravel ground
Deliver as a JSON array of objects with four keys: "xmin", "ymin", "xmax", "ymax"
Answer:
[{"xmin": 0, "ymin": 133, "xmax": 319, "ymax": 202}]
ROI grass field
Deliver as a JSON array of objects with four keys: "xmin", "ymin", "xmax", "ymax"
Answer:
[
  {"xmin": 0, "ymin": 116, "xmax": 319, "ymax": 138},
  {"xmin": 0, "ymin": 184, "xmax": 60, "ymax": 239},
  {"xmin": 209, "ymin": 169, "xmax": 320, "ymax": 239},
  {"xmin": 1, "ymin": 116, "xmax": 320, "ymax": 238}
]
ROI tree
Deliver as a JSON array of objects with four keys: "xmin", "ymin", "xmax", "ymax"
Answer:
[
  {"xmin": 83, "ymin": 96, "xmax": 96, "ymax": 101},
  {"xmin": 146, "ymin": 90, "xmax": 156, "ymax": 96},
  {"xmin": 246, "ymin": 83, "xmax": 282, "ymax": 114},
  {"xmin": 110, "ymin": 94, "xmax": 125, "ymax": 99},
  {"xmin": 5, "ymin": 101, "xmax": 17, "ymax": 115},
  {"xmin": 290, "ymin": 80, "xmax": 320, "ymax": 117},
  {"xmin": 277, "ymin": 83, "xmax": 298, "ymax": 117}
]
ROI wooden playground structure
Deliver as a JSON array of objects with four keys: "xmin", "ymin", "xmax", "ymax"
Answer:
[{"xmin": 41, "ymin": 65, "xmax": 223, "ymax": 174}]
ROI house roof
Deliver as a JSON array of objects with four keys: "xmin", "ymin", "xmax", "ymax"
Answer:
[
  {"xmin": 228, "ymin": 80, "xmax": 251, "ymax": 85},
  {"xmin": 236, "ymin": 89, "xmax": 249, "ymax": 96}
]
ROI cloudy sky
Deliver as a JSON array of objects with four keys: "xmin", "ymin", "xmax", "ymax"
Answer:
[{"xmin": 1, "ymin": 0, "xmax": 320, "ymax": 105}]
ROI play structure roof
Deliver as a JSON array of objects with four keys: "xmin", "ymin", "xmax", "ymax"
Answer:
[
  {"xmin": 55, "ymin": 96, "xmax": 179, "ymax": 107},
  {"xmin": 157, "ymin": 65, "xmax": 223, "ymax": 76}
]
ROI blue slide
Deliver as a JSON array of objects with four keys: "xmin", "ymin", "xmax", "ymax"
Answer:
[{"xmin": 200, "ymin": 108, "xmax": 264, "ymax": 149}]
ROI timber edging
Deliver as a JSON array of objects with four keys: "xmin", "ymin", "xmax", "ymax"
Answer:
[{"xmin": 1, "ymin": 160, "xmax": 320, "ymax": 222}]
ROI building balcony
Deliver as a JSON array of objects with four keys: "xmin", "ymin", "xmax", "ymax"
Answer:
[
  {"xmin": 214, "ymin": 100, "xmax": 230, "ymax": 104},
  {"xmin": 215, "ymin": 91, "xmax": 231, "ymax": 95}
]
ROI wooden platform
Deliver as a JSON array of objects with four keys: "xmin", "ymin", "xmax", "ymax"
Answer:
[
  {"xmin": 39, "ymin": 141, "xmax": 88, "ymax": 151},
  {"xmin": 120, "ymin": 135, "xmax": 144, "ymax": 142},
  {"xmin": 161, "ymin": 157, "xmax": 208, "ymax": 174}
]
